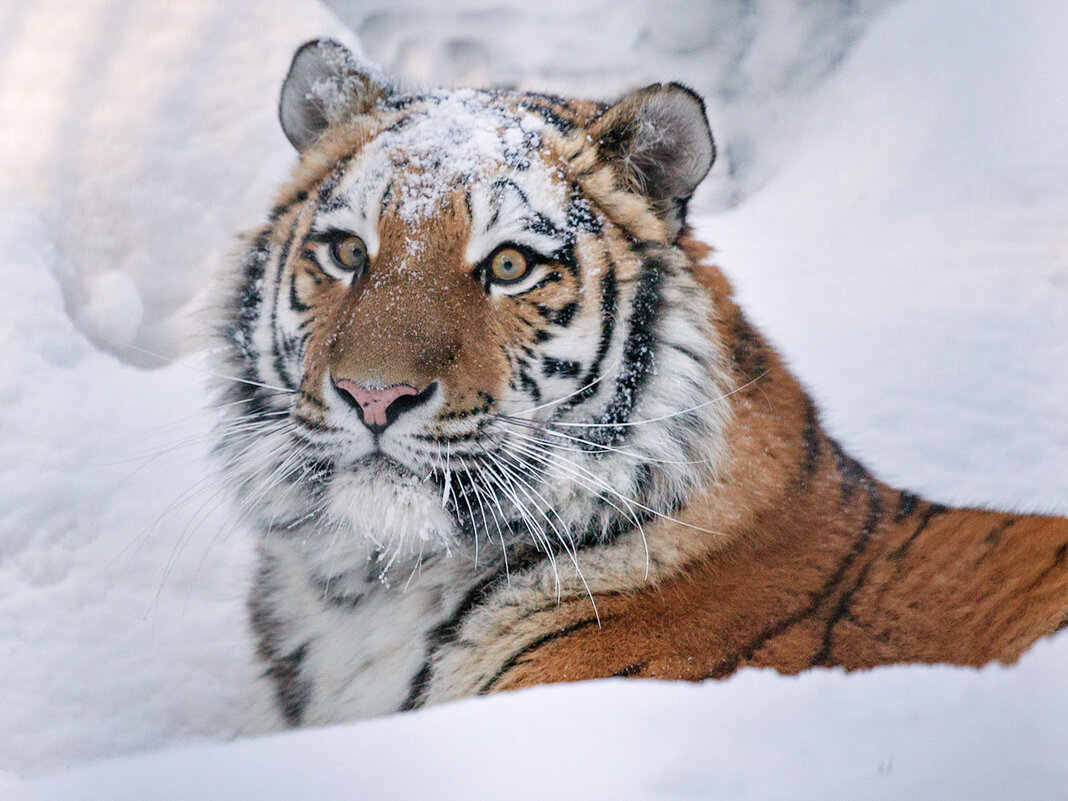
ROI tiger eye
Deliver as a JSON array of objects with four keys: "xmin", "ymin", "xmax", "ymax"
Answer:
[
  {"xmin": 490, "ymin": 248, "xmax": 528, "ymax": 283},
  {"xmin": 329, "ymin": 235, "xmax": 368, "ymax": 272}
]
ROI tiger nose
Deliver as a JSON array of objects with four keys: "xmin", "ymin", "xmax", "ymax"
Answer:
[{"xmin": 332, "ymin": 379, "xmax": 436, "ymax": 433}]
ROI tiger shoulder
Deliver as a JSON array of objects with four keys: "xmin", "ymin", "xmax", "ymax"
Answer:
[{"xmin": 213, "ymin": 39, "xmax": 1068, "ymax": 732}]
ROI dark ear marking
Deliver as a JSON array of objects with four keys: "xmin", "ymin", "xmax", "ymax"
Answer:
[
  {"xmin": 588, "ymin": 83, "xmax": 715, "ymax": 235},
  {"xmin": 279, "ymin": 39, "xmax": 389, "ymax": 152}
]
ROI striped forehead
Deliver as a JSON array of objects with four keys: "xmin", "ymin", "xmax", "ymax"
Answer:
[{"xmin": 309, "ymin": 90, "xmax": 572, "ymax": 264}]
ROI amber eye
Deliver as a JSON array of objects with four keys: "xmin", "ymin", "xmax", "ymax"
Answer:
[
  {"xmin": 328, "ymin": 235, "xmax": 369, "ymax": 273},
  {"xmin": 489, "ymin": 247, "xmax": 529, "ymax": 284}
]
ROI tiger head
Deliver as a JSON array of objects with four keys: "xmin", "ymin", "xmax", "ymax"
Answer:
[{"xmin": 215, "ymin": 40, "xmax": 732, "ymax": 578}]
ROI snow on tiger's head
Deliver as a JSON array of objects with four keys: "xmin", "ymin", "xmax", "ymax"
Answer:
[{"xmin": 213, "ymin": 39, "xmax": 728, "ymax": 575}]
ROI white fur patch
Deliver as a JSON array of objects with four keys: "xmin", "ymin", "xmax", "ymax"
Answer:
[
  {"xmin": 239, "ymin": 536, "xmax": 494, "ymax": 734},
  {"xmin": 320, "ymin": 465, "xmax": 459, "ymax": 581},
  {"xmin": 465, "ymin": 172, "xmax": 568, "ymax": 267}
]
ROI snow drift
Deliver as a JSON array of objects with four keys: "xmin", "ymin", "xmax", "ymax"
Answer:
[{"xmin": 0, "ymin": 0, "xmax": 1064, "ymax": 797}]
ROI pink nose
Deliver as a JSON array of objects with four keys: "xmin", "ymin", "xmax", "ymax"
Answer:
[{"xmin": 333, "ymin": 380, "xmax": 422, "ymax": 430}]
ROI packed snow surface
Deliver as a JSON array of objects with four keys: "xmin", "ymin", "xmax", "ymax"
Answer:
[
  {"xmin": 1, "ymin": 0, "xmax": 1065, "ymax": 797},
  {"xmin": 9, "ymin": 636, "xmax": 1068, "ymax": 801}
]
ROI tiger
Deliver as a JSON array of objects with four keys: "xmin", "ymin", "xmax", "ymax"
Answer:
[{"xmin": 213, "ymin": 39, "xmax": 1068, "ymax": 734}]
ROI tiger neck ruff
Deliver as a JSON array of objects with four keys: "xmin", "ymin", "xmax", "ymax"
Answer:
[{"xmin": 213, "ymin": 40, "xmax": 1068, "ymax": 734}]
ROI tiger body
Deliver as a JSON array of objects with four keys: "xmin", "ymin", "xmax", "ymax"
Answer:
[{"xmin": 216, "ymin": 41, "xmax": 1068, "ymax": 734}]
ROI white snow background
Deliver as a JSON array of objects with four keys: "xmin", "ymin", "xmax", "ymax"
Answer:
[{"xmin": 1, "ymin": 0, "xmax": 1066, "ymax": 798}]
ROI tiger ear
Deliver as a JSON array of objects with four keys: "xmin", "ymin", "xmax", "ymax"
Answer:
[
  {"xmin": 587, "ymin": 83, "xmax": 715, "ymax": 235},
  {"xmin": 279, "ymin": 39, "xmax": 389, "ymax": 152}
]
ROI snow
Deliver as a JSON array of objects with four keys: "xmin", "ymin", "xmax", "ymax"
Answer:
[
  {"xmin": 350, "ymin": 89, "xmax": 545, "ymax": 224},
  {"xmin": 9, "ymin": 636, "xmax": 1068, "ymax": 801},
  {"xmin": 0, "ymin": 0, "xmax": 352, "ymax": 776},
  {"xmin": 0, "ymin": 0, "xmax": 1065, "ymax": 797},
  {"xmin": 330, "ymin": 0, "xmax": 894, "ymax": 209},
  {"xmin": 0, "ymin": 206, "xmax": 253, "ymax": 773},
  {"xmin": 708, "ymin": 0, "xmax": 1068, "ymax": 512},
  {"xmin": 76, "ymin": 270, "xmax": 145, "ymax": 347},
  {"xmin": 0, "ymin": 0, "xmax": 361, "ymax": 365}
]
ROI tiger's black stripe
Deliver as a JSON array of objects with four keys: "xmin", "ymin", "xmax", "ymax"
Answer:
[
  {"xmin": 250, "ymin": 560, "xmax": 313, "ymax": 727},
  {"xmin": 1025, "ymin": 543, "xmax": 1068, "ymax": 592},
  {"xmin": 264, "ymin": 643, "xmax": 312, "ymax": 727},
  {"xmin": 400, "ymin": 542, "xmax": 546, "ymax": 711},
  {"xmin": 269, "ymin": 215, "xmax": 302, "ymax": 390},
  {"xmin": 552, "ymin": 301, "xmax": 579, "ymax": 327},
  {"xmin": 829, "ymin": 438, "xmax": 874, "ymax": 505},
  {"xmin": 589, "ymin": 251, "xmax": 664, "ymax": 447},
  {"xmin": 886, "ymin": 502, "xmax": 949, "ymax": 561},
  {"xmin": 812, "ymin": 477, "xmax": 884, "ymax": 666},
  {"xmin": 800, "ymin": 400, "xmax": 821, "ymax": 489},
  {"xmin": 553, "ymin": 254, "xmax": 618, "ymax": 417},
  {"xmin": 542, "ymin": 357, "xmax": 581, "ymax": 378},
  {"xmin": 288, "ymin": 271, "xmax": 312, "ymax": 314},
  {"xmin": 894, "ymin": 490, "xmax": 920, "ymax": 523},
  {"xmin": 477, "ymin": 615, "xmax": 610, "ymax": 695},
  {"xmin": 229, "ymin": 228, "xmax": 272, "ymax": 362},
  {"xmin": 268, "ymin": 190, "xmax": 307, "ymax": 222},
  {"xmin": 700, "ymin": 474, "xmax": 886, "ymax": 679},
  {"xmin": 514, "ymin": 99, "xmax": 576, "ymax": 133}
]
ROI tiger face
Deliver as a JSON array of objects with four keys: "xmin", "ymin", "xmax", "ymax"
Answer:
[{"xmin": 215, "ymin": 40, "xmax": 731, "ymax": 579}]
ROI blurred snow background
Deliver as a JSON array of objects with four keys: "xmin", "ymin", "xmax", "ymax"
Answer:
[
  {"xmin": 333, "ymin": 0, "xmax": 892, "ymax": 209},
  {"xmin": 0, "ymin": 0, "xmax": 1065, "ymax": 797}
]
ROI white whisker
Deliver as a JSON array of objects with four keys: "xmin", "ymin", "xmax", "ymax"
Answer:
[
  {"xmin": 495, "ymin": 350, "xmax": 623, "ymax": 417},
  {"xmin": 97, "ymin": 334, "xmax": 297, "ymax": 395},
  {"xmin": 491, "ymin": 448, "xmax": 600, "ymax": 617},
  {"xmin": 500, "ymin": 372, "xmax": 760, "ymax": 431},
  {"xmin": 495, "ymin": 418, "xmax": 716, "ymax": 467},
  {"xmin": 499, "ymin": 431, "xmax": 727, "ymax": 538},
  {"xmin": 477, "ymin": 445, "xmax": 561, "ymax": 591}
]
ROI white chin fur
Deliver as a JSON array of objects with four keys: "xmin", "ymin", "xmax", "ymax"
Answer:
[{"xmin": 315, "ymin": 462, "xmax": 459, "ymax": 581}]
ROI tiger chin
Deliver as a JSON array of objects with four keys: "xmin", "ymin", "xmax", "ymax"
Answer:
[{"xmin": 213, "ymin": 39, "xmax": 1068, "ymax": 735}]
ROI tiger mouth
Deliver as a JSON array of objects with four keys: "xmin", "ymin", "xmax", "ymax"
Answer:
[
  {"xmin": 343, "ymin": 452, "xmax": 428, "ymax": 483},
  {"xmin": 350, "ymin": 452, "xmax": 406, "ymax": 472}
]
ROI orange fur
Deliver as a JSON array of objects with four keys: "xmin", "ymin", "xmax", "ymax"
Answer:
[{"xmin": 485, "ymin": 240, "xmax": 1068, "ymax": 691}]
